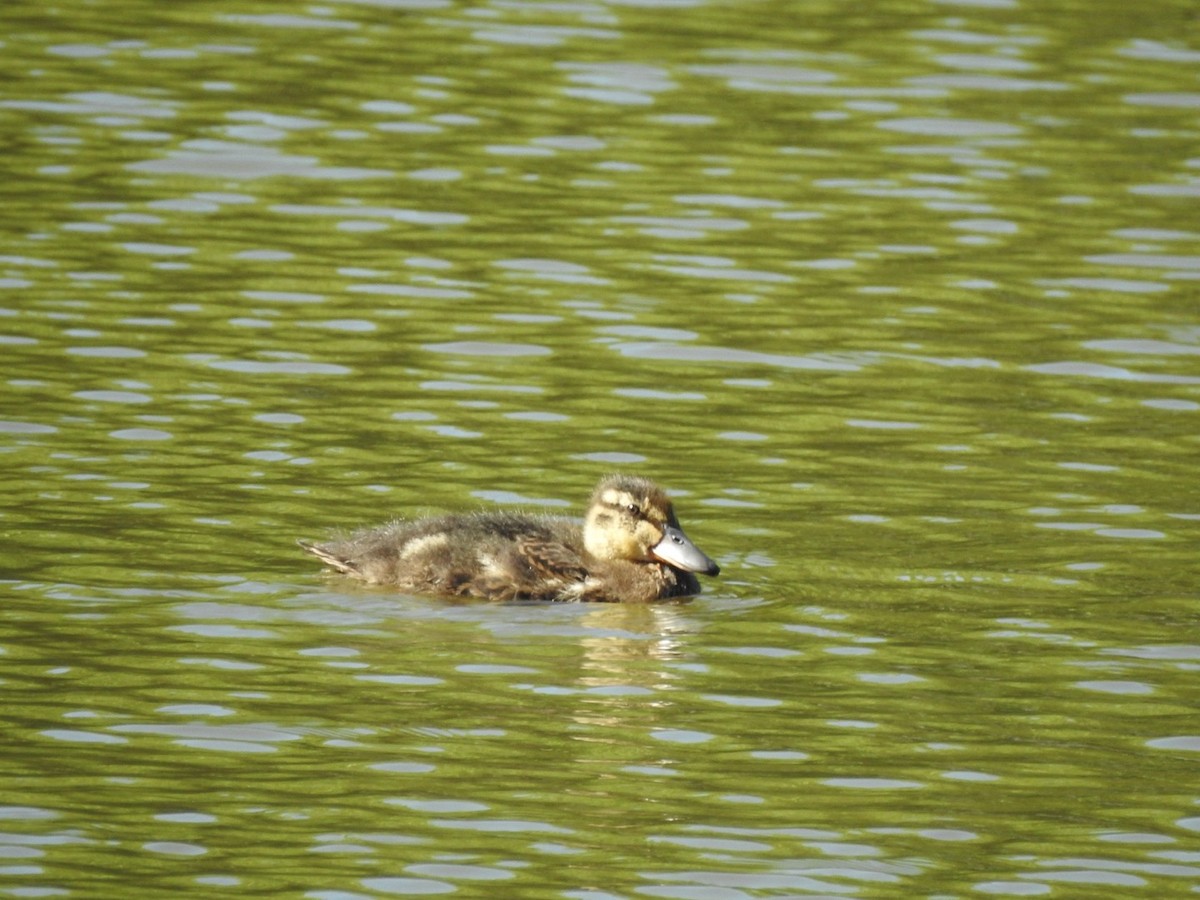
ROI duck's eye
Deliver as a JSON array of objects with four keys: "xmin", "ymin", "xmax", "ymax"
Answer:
[{"xmin": 625, "ymin": 503, "xmax": 641, "ymax": 517}]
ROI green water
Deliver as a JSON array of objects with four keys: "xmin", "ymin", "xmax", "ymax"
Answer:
[{"xmin": 3, "ymin": 0, "xmax": 1199, "ymax": 896}]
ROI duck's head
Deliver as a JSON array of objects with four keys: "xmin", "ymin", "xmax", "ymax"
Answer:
[{"xmin": 583, "ymin": 474, "xmax": 720, "ymax": 576}]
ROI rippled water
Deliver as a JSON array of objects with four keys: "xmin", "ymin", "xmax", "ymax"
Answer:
[{"xmin": 3, "ymin": 0, "xmax": 1199, "ymax": 896}]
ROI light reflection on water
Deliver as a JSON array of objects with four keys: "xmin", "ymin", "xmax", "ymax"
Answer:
[{"xmin": 2, "ymin": 0, "xmax": 1200, "ymax": 896}]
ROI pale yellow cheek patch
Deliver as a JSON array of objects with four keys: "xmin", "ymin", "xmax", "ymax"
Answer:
[
  {"xmin": 619, "ymin": 533, "xmax": 643, "ymax": 557},
  {"xmin": 636, "ymin": 521, "xmax": 662, "ymax": 544}
]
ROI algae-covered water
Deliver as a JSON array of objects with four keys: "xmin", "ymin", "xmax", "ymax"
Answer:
[{"xmin": 2, "ymin": 0, "xmax": 1199, "ymax": 896}]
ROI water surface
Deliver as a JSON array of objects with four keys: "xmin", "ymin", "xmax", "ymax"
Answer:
[{"xmin": 2, "ymin": 0, "xmax": 1199, "ymax": 897}]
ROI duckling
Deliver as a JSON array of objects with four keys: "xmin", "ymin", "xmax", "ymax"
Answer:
[{"xmin": 298, "ymin": 474, "xmax": 720, "ymax": 602}]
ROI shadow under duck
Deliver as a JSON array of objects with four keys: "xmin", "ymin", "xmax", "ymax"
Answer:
[{"xmin": 298, "ymin": 474, "xmax": 720, "ymax": 602}]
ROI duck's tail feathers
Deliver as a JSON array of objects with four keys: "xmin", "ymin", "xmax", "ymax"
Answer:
[{"xmin": 297, "ymin": 539, "xmax": 362, "ymax": 576}]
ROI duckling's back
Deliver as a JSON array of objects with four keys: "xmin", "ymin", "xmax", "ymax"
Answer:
[{"xmin": 300, "ymin": 512, "xmax": 590, "ymax": 600}]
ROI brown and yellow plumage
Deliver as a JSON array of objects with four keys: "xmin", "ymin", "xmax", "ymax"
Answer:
[{"xmin": 298, "ymin": 474, "xmax": 720, "ymax": 602}]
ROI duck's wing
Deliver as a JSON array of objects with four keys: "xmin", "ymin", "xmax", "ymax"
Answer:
[
  {"xmin": 461, "ymin": 534, "xmax": 590, "ymax": 602},
  {"xmin": 516, "ymin": 535, "xmax": 589, "ymax": 583}
]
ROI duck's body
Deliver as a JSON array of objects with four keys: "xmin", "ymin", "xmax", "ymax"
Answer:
[{"xmin": 299, "ymin": 474, "xmax": 719, "ymax": 602}]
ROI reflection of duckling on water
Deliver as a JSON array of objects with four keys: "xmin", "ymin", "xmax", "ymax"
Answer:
[{"xmin": 299, "ymin": 474, "xmax": 720, "ymax": 602}]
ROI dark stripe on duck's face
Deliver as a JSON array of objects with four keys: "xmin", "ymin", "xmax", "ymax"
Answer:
[{"xmin": 600, "ymin": 489, "xmax": 666, "ymax": 524}]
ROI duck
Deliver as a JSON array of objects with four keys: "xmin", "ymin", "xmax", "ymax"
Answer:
[{"xmin": 298, "ymin": 474, "xmax": 720, "ymax": 602}]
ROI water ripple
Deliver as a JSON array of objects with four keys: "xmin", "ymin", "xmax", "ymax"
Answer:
[
  {"xmin": 424, "ymin": 341, "xmax": 551, "ymax": 357},
  {"xmin": 130, "ymin": 140, "xmax": 390, "ymax": 180},
  {"xmin": 612, "ymin": 341, "xmax": 860, "ymax": 371}
]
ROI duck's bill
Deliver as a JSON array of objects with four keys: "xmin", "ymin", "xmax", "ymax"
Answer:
[{"xmin": 651, "ymin": 526, "xmax": 720, "ymax": 576}]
